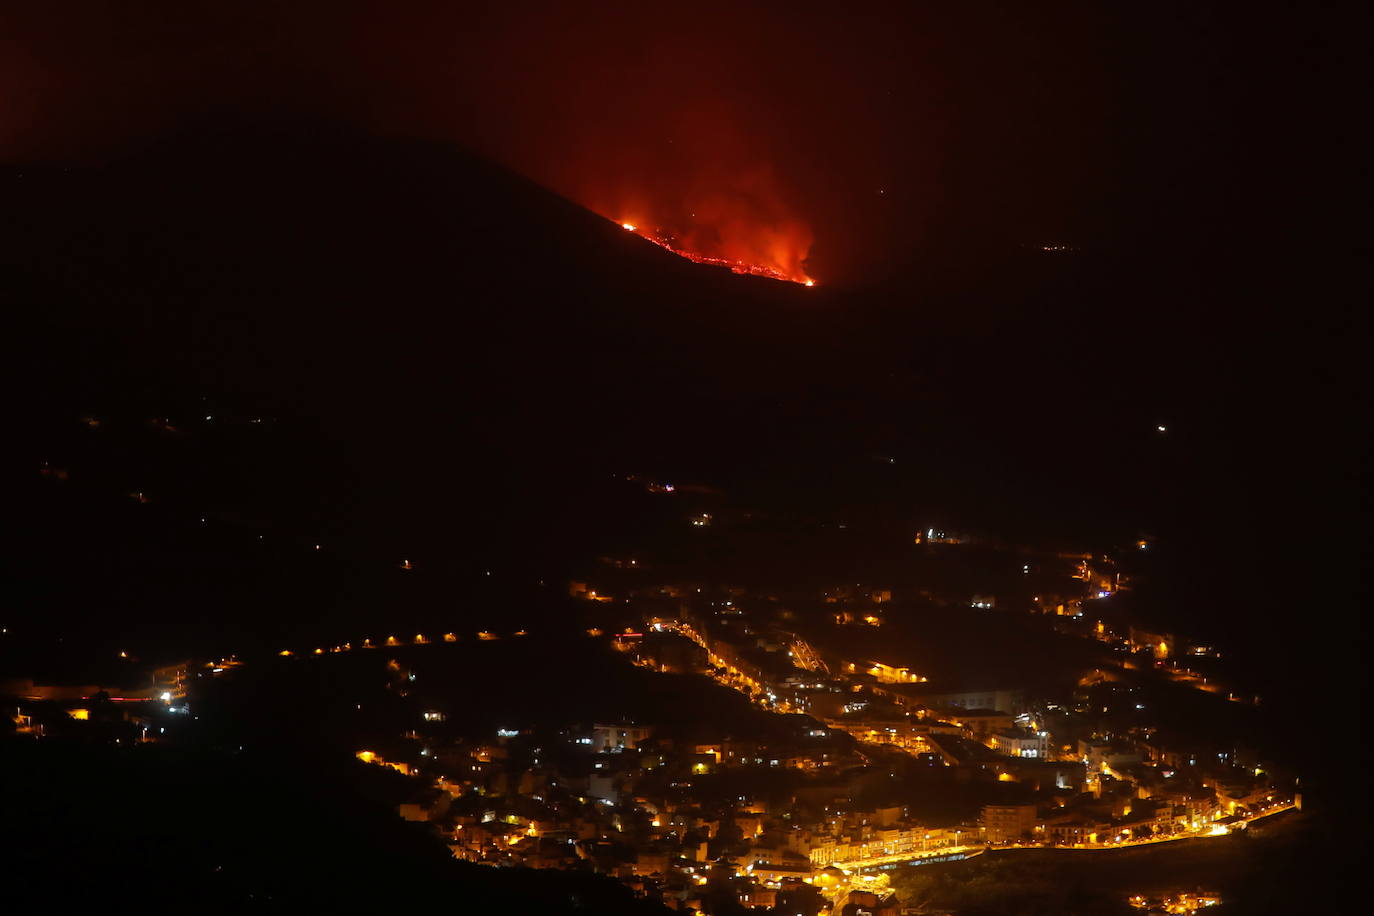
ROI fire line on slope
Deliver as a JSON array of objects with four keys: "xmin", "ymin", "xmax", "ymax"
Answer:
[{"xmin": 619, "ymin": 220, "xmax": 814, "ymax": 287}]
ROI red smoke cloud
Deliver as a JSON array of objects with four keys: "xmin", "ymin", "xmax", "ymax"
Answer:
[
  {"xmin": 429, "ymin": 6, "xmax": 824, "ymax": 284},
  {"xmin": 600, "ymin": 138, "xmax": 815, "ymax": 284}
]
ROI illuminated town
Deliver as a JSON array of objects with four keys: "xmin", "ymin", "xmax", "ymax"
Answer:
[{"xmin": 5, "ymin": 448, "xmax": 1305, "ymax": 913}]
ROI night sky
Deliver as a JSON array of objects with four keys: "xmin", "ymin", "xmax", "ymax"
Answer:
[{"xmin": 3, "ymin": 3, "xmax": 1360, "ymax": 280}]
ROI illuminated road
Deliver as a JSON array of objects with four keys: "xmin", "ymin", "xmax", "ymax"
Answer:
[
  {"xmin": 835, "ymin": 803, "xmax": 1298, "ymax": 872},
  {"xmin": 838, "ymin": 844, "xmax": 985, "ymax": 872}
]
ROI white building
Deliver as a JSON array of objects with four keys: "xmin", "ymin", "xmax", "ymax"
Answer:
[
  {"xmin": 590, "ymin": 723, "xmax": 652, "ymax": 752},
  {"xmin": 988, "ymin": 728, "xmax": 1049, "ymax": 758}
]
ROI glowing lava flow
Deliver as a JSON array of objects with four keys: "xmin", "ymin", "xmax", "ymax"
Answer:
[{"xmin": 618, "ymin": 220, "xmax": 814, "ymax": 287}]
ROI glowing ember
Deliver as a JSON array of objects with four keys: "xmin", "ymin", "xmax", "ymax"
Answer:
[{"xmin": 617, "ymin": 218, "xmax": 814, "ymax": 287}]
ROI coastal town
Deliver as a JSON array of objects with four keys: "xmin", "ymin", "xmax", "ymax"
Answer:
[
  {"xmin": 342, "ymin": 530, "xmax": 1292, "ymax": 914},
  {"xmin": 9, "ymin": 472, "xmax": 1297, "ymax": 915}
]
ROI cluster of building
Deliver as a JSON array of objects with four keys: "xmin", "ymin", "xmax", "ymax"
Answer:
[
  {"xmin": 357, "ymin": 578, "xmax": 1293, "ymax": 914},
  {"xmin": 1127, "ymin": 890, "xmax": 1223, "ymax": 914},
  {"xmin": 6, "ymin": 518, "xmax": 1276, "ymax": 913},
  {"xmin": 2, "ymin": 659, "xmax": 190, "ymax": 744},
  {"xmin": 361, "ymin": 718, "xmax": 906, "ymax": 912}
]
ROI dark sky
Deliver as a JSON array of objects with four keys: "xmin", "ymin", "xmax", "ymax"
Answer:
[{"xmin": 3, "ymin": 2, "xmax": 1360, "ymax": 283}]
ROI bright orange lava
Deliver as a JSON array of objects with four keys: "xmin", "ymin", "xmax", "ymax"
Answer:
[{"xmin": 618, "ymin": 220, "xmax": 814, "ymax": 287}]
